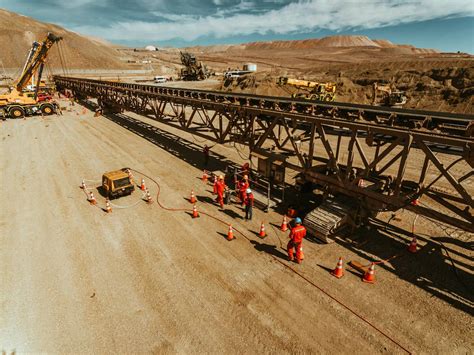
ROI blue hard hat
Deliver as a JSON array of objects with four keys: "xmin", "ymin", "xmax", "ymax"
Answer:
[{"xmin": 295, "ymin": 217, "xmax": 302, "ymax": 224}]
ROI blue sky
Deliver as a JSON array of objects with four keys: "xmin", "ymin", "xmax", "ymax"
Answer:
[{"xmin": 1, "ymin": 0, "xmax": 473, "ymax": 52}]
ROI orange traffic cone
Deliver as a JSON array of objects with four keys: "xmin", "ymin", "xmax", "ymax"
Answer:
[
  {"xmin": 280, "ymin": 215, "xmax": 288, "ymax": 231},
  {"xmin": 363, "ymin": 263, "xmax": 376, "ymax": 283},
  {"xmin": 331, "ymin": 257, "xmax": 344, "ymax": 278},
  {"xmin": 145, "ymin": 188, "xmax": 153, "ymax": 204},
  {"xmin": 411, "ymin": 198, "xmax": 420, "ymax": 206},
  {"xmin": 259, "ymin": 222, "xmax": 266, "ymax": 238},
  {"xmin": 140, "ymin": 178, "xmax": 146, "ymax": 191},
  {"xmin": 190, "ymin": 189, "xmax": 197, "ymax": 204},
  {"xmin": 89, "ymin": 192, "xmax": 97, "ymax": 205},
  {"xmin": 80, "ymin": 179, "xmax": 86, "ymax": 189},
  {"xmin": 202, "ymin": 170, "xmax": 208, "ymax": 183},
  {"xmin": 300, "ymin": 245, "xmax": 304, "ymax": 260},
  {"xmin": 227, "ymin": 224, "xmax": 234, "ymax": 241},
  {"xmin": 408, "ymin": 236, "xmax": 418, "ymax": 253},
  {"xmin": 192, "ymin": 205, "xmax": 199, "ymax": 218},
  {"xmin": 105, "ymin": 198, "xmax": 112, "ymax": 213}
]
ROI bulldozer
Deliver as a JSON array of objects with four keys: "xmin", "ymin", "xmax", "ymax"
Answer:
[
  {"xmin": 0, "ymin": 32, "xmax": 61, "ymax": 119},
  {"xmin": 102, "ymin": 168, "xmax": 135, "ymax": 198},
  {"xmin": 277, "ymin": 77, "xmax": 336, "ymax": 101},
  {"xmin": 179, "ymin": 51, "xmax": 210, "ymax": 81},
  {"xmin": 372, "ymin": 82, "xmax": 407, "ymax": 107}
]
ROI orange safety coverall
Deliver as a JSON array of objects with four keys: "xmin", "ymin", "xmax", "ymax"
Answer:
[
  {"xmin": 287, "ymin": 225, "xmax": 307, "ymax": 263},
  {"xmin": 216, "ymin": 180, "xmax": 226, "ymax": 208},
  {"xmin": 239, "ymin": 179, "xmax": 249, "ymax": 205}
]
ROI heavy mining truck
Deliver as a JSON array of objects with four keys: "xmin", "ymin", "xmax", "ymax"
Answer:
[
  {"xmin": 372, "ymin": 82, "xmax": 407, "ymax": 107},
  {"xmin": 277, "ymin": 77, "xmax": 337, "ymax": 101}
]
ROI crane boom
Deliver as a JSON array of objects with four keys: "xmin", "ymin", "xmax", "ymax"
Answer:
[{"xmin": 16, "ymin": 32, "xmax": 62, "ymax": 93}]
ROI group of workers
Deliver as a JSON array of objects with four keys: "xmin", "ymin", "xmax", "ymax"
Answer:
[
  {"xmin": 204, "ymin": 144, "xmax": 306, "ymax": 264},
  {"xmin": 210, "ymin": 170, "xmax": 306, "ymax": 264},
  {"xmin": 212, "ymin": 173, "xmax": 254, "ymax": 220}
]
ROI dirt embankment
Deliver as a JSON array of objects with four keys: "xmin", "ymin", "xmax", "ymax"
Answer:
[{"xmin": 219, "ymin": 61, "xmax": 474, "ymax": 113}]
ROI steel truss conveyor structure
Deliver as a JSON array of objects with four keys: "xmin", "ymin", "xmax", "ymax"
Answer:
[{"xmin": 54, "ymin": 76, "xmax": 474, "ymax": 232}]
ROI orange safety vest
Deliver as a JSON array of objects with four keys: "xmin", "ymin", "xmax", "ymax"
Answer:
[{"xmin": 289, "ymin": 225, "xmax": 306, "ymax": 243}]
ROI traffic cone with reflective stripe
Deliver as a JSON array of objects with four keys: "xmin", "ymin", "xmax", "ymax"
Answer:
[
  {"xmin": 105, "ymin": 198, "xmax": 112, "ymax": 213},
  {"xmin": 192, "ymin": 205, "xmax": 199, "ymax": 218},
  {"xmin": 80, "ymin": 179, "xmax": 86, "ymax": 189},
  {"xmin": 280, "ymin": 215, "xmax": 288, "ymax": 232},
  {"xmin": 140, "ymin": 178, "xmax": 146, "ymax": 191},
  {"xmin": 331, "ymin": 257, "xmax": 344, "ymax": 278},
  {"xmin": 259, "ymin": 222, "xmax": 266, "ymax": 238},
  {"xmin": 202, "ymin": 170, "xmax": 208, "ymax": 183},
  {"xmin": 408, "ymin": 236, "xmax": 418, "ymax": 253},
  {"xmin": 363, "ymin": 263, "xmax": 376, "ymax": 283},
  {"xmin": 145, "ymin": 188, "xmax": 153, "ymax": 204},
  {"xmin": 89, "ymin": 192, "xmax": 97, "ymax": 205},
  {"xmin": 190, "ymin": 189, "xmax": 197, "ymax": 204},
  {"xmin": 227, "ymin": 224, "xmax": 234, "ymax": 241}
]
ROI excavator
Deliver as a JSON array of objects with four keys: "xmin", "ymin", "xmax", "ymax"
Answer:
[
  {"xmin": 277, "ymin": 77, "xmax": 336, "ymax": 101},
  {"xmin": 0, "ymin": 32, "xmax": 62, "ymax": 119},
  {"xmin": 372, "ymin": 82, "xmax": 407, "ymax": 107},
  {"xmin": 179, "ymin": 51, "xmax": 211, "ymax": 81}
]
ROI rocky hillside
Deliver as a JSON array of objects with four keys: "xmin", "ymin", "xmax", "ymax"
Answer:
[
  {"xmin": 219, "ymin": 62, "xmax": 474, "ymax": 114},
  {"xmin": 0, "ymin": 9, "xmax": 126, "ymax": 69}
]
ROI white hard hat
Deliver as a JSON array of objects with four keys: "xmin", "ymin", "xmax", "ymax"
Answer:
[{"xmin": 246, "ymin": 188, "xmax": 252, "ymax": 194}]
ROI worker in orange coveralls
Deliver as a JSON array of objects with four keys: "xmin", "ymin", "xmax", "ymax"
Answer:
[
  {"xmin": 287, "ymin": 217, "xmax": 307, "ymax": 264},
  {"xmin": 212, "ymin": 176, "xmax": 218, "ymax": 194},
  {"xmin": 239, "ymin": 175, "xmax": 250, "ymax": 206},
  {"xmin": 215, "ymin": 175, "xmax": 226, "ymax": 209}
]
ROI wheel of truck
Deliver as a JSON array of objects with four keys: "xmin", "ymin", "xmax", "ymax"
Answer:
[
  {"xmin": 9, "ymin": 106, "xmax": 25, "ymax": 118},
  {"xmin": 41, "ymin": 103, "xmax": 55, "ymax": 115}
]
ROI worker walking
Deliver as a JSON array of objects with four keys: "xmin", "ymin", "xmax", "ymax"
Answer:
[
  {"xmin": 244, "ymin": 188, "xmax": 254, "ymax": 221},
  {"xmin": 239, "ymin": 174, "xmax": 250, "ymax": 206},
  {"xmin": 287, "ymin": 217, "xmax": 307, "ymax": 264},
  {"xmin": 215, "ymin": 175, "xmax": 226, "ymax": 209}
]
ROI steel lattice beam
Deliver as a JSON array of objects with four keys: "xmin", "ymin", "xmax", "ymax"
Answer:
[{"xmin": 54, "ymin": 76, "xmax": 474, "ymax": 232}]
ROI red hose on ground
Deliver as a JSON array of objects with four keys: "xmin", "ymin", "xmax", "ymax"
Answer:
[{"xmin": 131, "ymin": 168, "xmax": 411, "ymax": 354}]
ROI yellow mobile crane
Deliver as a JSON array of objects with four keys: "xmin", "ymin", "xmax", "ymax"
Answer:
[
  {"xmin": 277, "ymin": 77, "xmax": 336, "ymax": 101},
  {"xmin": 0, "ymin": 32, "xmax": 62, "ymax": 119}
]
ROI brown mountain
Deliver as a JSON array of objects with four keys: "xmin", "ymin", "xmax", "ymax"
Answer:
[
  {"xmin": 0, "ymin": 8, "xmax": 126, "ymax": 69},
  {"xmin": 185, "ymin": 35, "xmax": 439, "ymax": 54}
]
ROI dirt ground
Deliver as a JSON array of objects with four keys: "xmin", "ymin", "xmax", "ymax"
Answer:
[{"xmin": 1, "ymin": 100, "xmax": 472, "ymax": 353}]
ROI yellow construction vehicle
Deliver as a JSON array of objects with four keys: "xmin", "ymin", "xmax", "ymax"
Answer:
[
  {"xmin": 372, "ymin": 82, "xmax": 407, "ymax": 107},
  {"xmin": 277, "ymin": 77, "xmax": 336, "ymax": 101},
  {"xmin": 0, "ymin": 33, "xmax": 62, "ymax": 119},
  {"xmin": 102, "ymin": 169, "xmax": 135, "ymax": 198}
]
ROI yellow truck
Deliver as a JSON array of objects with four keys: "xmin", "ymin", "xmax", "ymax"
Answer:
[
  {"xmin": 102, "ymin": 169, "xmax": 135, "ymax": 198},
  {"xmin": 277, "ymin": 77, "xmax": 336, "ymax": 101}
]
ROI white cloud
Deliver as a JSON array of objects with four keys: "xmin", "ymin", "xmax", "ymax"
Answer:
[{"xmin": 72, "ymin": 0, "xmax": 474, "ymax": 42}]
